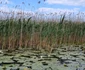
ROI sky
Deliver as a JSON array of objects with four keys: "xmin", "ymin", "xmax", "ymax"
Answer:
[
  {"xmin": 0, "ymin": 0, "xmax": 85, "ymax": 13},
  {"xmin": 0, "ymin": 0, "xmax": 85, "ymax": 20}
]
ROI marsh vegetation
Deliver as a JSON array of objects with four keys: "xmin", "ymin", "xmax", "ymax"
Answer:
[{"xmin": 0, "ymin": 1, "xmax": 85, "ymax": 70}]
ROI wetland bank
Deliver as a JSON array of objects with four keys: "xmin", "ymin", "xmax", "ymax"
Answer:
[
  {"xmin": 0, "ymin": 1, "xmax": 85, "ymax": 70},
  {"xmin": 0, "ymin": 15, "xmax": 85, "ymax": 70}
]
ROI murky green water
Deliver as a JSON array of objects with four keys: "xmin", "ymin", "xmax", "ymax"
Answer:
[{"xmin": 0, "ymin": 45, "xmax": 85, "ymax": 70}]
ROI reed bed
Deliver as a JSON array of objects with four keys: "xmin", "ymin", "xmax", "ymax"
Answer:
[
  {"xmin": 0, "ymin": 1, "xmax": 85, "ymax": 52},
  {"xmin": 0, "ymin": 15, "xmax": 85, "ymax": 52}
]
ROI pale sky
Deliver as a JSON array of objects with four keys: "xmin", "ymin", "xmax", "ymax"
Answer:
[
  {"xmin": 0, "ymin": 0, "xmax": 85, "ymax": 13},
  {"xmin": 0, "ymin": 0, "xmax": 85, "ymax": 20}
]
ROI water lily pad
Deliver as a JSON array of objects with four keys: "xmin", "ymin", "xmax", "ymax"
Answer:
[{"xmin": 42, "ymin": 62, "xmax": 48, "ymax": 66}]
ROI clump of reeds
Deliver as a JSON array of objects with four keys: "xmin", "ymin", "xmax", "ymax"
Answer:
[{"xmin": 0, "ymin": 1, "xmax": 85, "ymax": 52}]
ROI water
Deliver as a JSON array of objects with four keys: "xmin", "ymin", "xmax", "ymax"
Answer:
[{"xmin": 0, "ymin": 46, "xmax": 85, "ymax": 70}]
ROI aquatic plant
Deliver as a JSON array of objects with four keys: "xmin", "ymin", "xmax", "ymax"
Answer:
[{"xmin": 0, "ymin": 1, "xmax": 85, "ymax": 52}]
